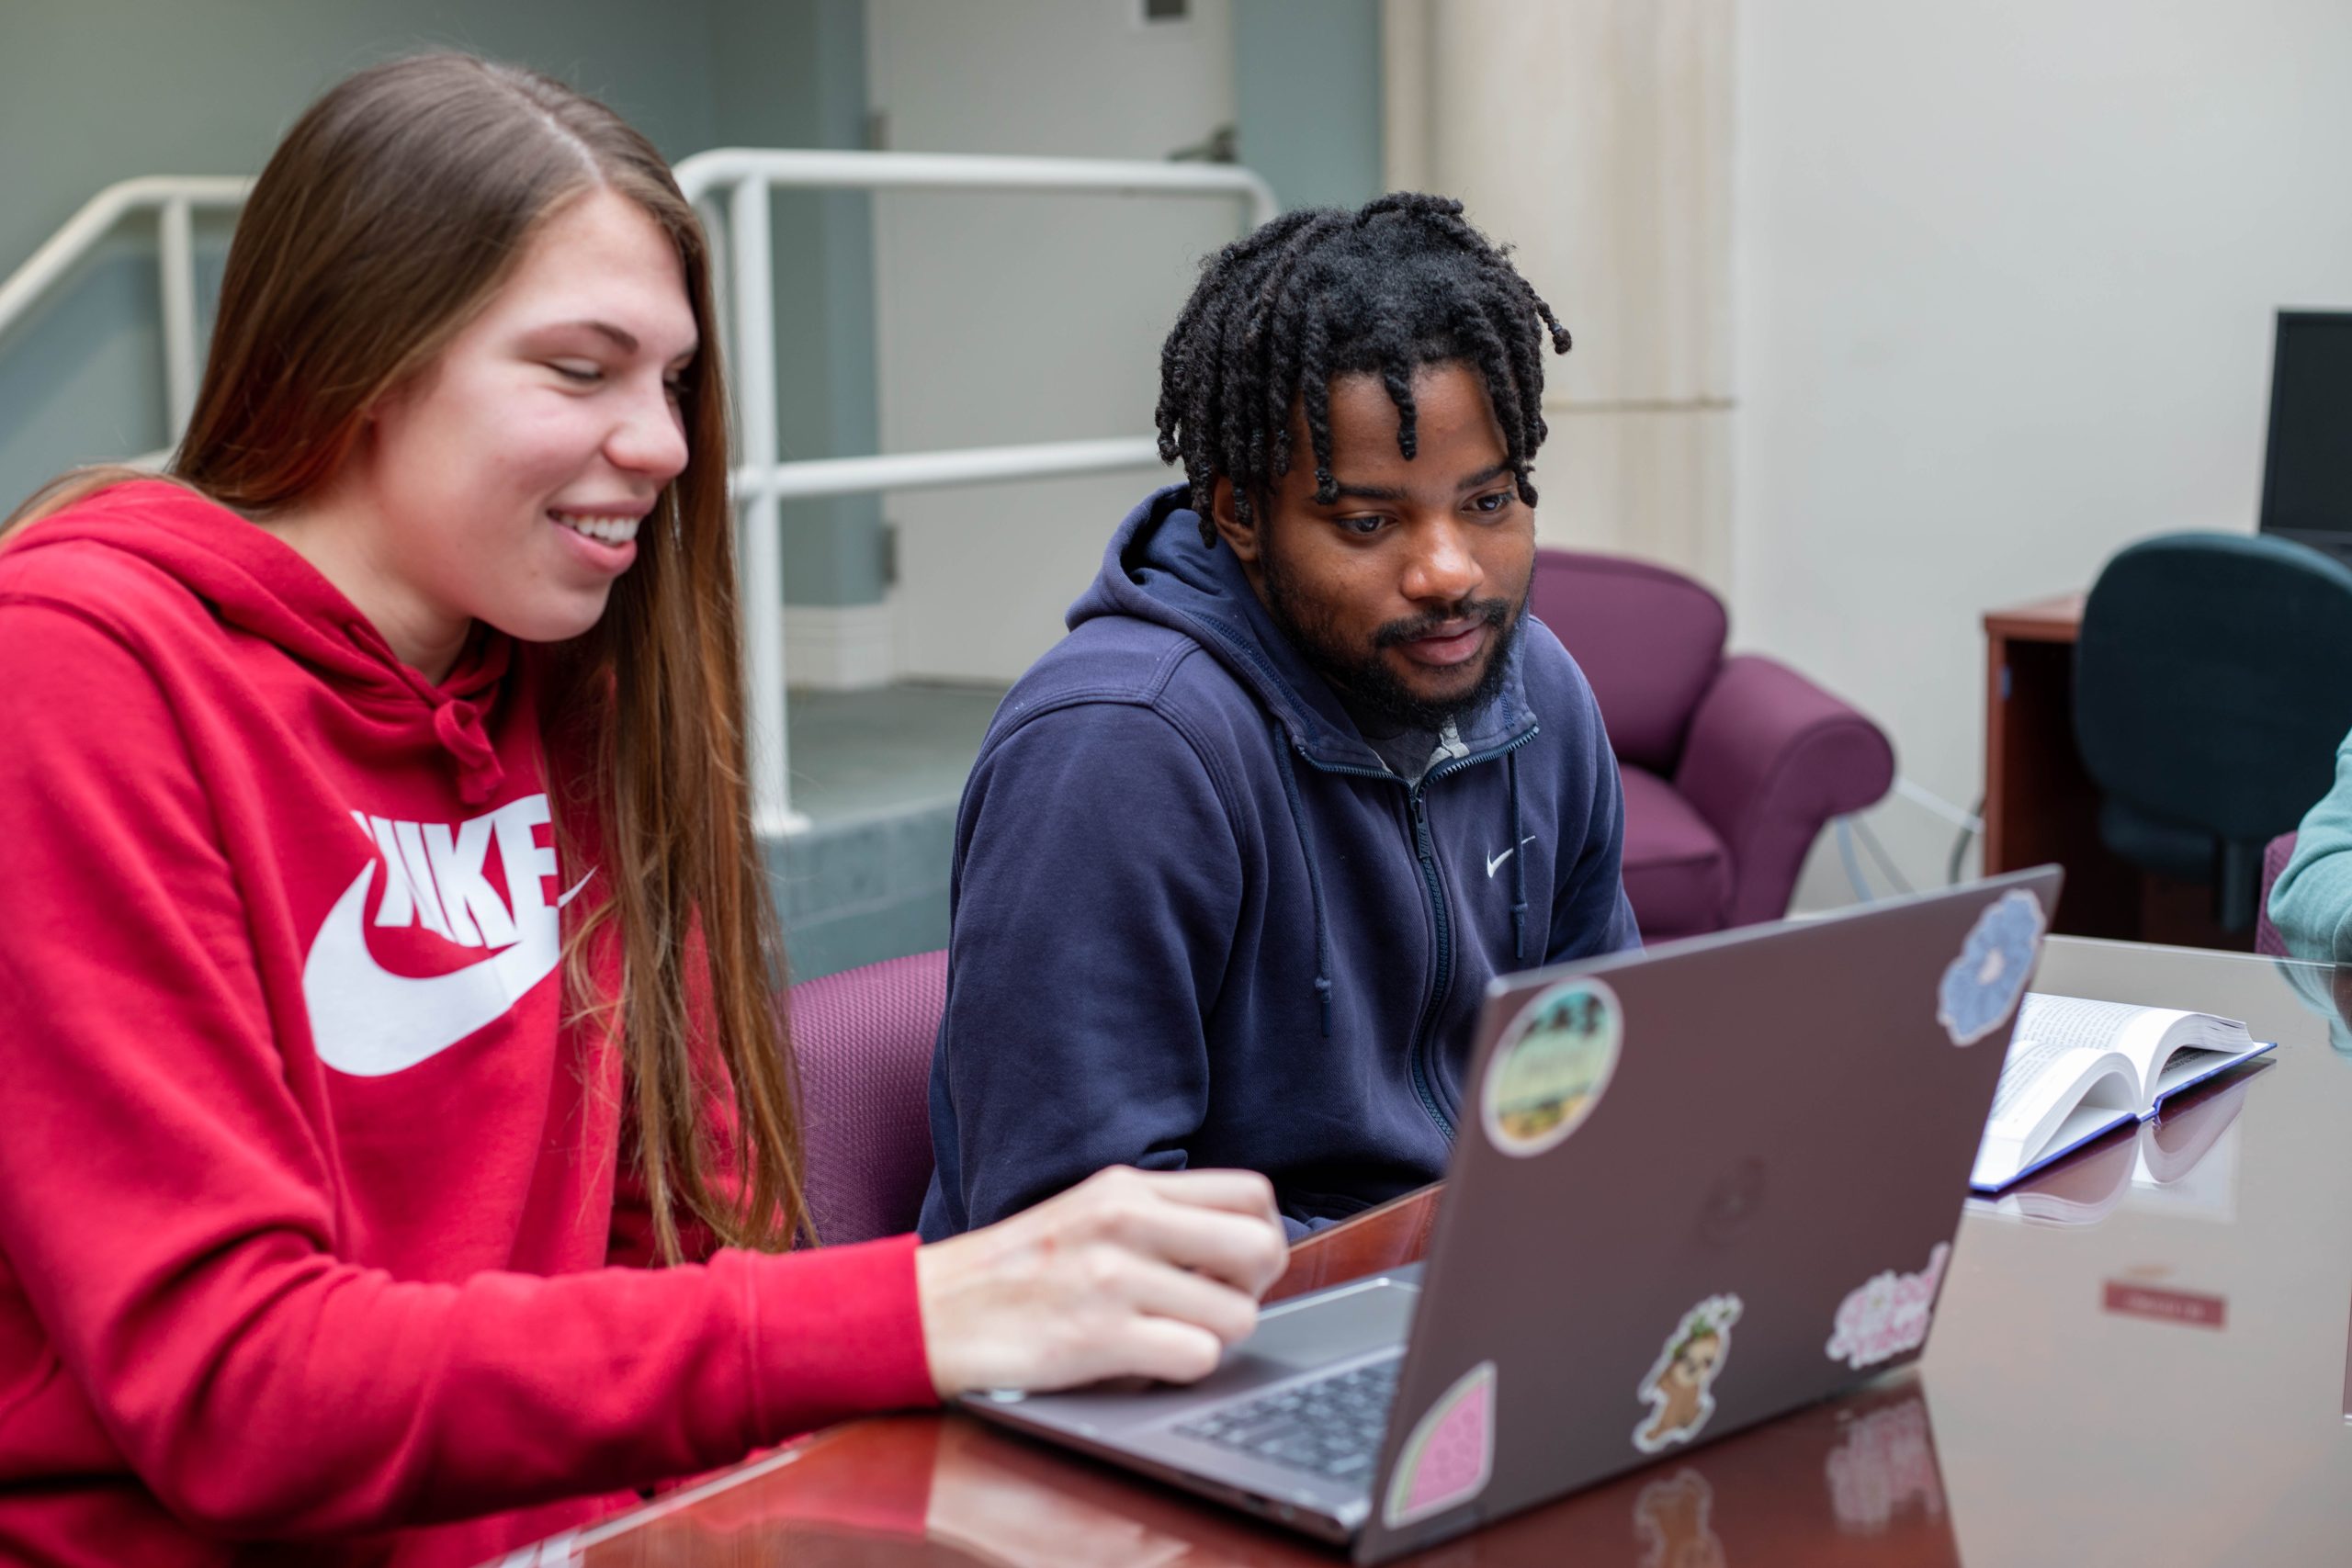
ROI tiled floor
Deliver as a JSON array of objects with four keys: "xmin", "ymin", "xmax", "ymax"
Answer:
[
  {"xmin": 773, "ymin": 682, "xmax": 1007, "ymax": 981},
  {"xmin": 782, "ymin": 682, "xmax": 1008, "ymax": 823}
]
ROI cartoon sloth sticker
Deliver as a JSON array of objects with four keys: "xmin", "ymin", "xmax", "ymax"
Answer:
[{"xmin": 1634, "ymin": 1294, "xmax": 1744, "ymax": 1454}]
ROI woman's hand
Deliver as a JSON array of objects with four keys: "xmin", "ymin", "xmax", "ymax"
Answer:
[{"xmin": 914, "ymin": 1167, "xmax": 1289, "ymax": 1398}]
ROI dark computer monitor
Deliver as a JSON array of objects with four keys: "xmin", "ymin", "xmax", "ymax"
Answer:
[{"xmin": 2259, "ymin": 310, "xmax": 2352, "ymax": 551}]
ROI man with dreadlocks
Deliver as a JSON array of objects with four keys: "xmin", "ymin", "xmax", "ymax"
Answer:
[{"xmin": 918, "ymin": 195, "xmax": 1639, "ymax": 1242}]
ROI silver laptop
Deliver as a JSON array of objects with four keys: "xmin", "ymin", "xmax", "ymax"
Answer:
[{"xmin": 961, "ymin": 868, "xmax": 2064, "ymax": 1562}]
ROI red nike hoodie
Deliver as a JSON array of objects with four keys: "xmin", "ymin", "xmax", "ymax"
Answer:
[{"xmin": 0, "ymin": 481, "xmax": 936, "ymax": 1564}]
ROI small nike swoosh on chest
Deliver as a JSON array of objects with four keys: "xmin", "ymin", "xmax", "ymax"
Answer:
[{"xmin": 1486, "ymin": 836, "xmax": 1540, "ymax": 878}]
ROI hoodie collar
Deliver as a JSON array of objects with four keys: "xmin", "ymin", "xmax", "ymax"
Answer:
[
  {"xmin": 10, "ymin": 479, "xmax": 515, "ymax": 805},
  {"xmin": 1068, "ymin": 483, "xmax": 1536, "ymax": 775}
]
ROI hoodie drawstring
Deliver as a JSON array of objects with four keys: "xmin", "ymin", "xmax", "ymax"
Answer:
[
  {"xmin": 432, "ymin": 699, "xmax": 506, "ymax": 807},
  {"xmin": 1270, "ymin": 721, "xmax": 1334, "ymax": 1038},
  {"xmin": 363, "ymin": 625, "xmax": 510, "ymax": 807},
  {"xmin": 1508, "ymin": 749, "xmax": 1528, "ymax": 961}
]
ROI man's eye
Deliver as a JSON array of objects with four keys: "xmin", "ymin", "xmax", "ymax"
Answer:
[
  {"xmin": 1337, "ymin": 514, "xmax": 1385, "ymax": 536},
  {"xmin": 1473, "ymin": 490, "xmax": 1513, "ymax": 514}
]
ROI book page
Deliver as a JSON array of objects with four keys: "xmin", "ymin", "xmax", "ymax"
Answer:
[
  {"xmin": 1984, "ymin": 1037, "xmax": 2114, "ymax": 1141},
  {"xmin": 2137, "ymin": 1014, "xmax": 2260, "ymax": 1104},
  {"xmin": 2149, "ymin": 1051, "xmax": 2251, "ymax": 1102},
  {"xmin": 2012, "ymin": 994, "xmax": 2153, "ymax": 1055},
  {"xmin": 1973, "ymin": 1034, "xmax": 2139, "ymax": 1190},
  {"xmin": 2018, "ymin": 995, "xmax": 2256, "ymax": 1110}
]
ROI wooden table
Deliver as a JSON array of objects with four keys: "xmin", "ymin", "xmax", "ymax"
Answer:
[
  {"xmin": 545, "ymin": 938, "xmax": 2352, "ymax": 1565},
  {"xmin": 1983, "ymin": 595, "xmax": 2244, "ymax": 949}
]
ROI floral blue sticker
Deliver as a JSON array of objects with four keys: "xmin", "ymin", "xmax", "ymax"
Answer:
[{"xmin": 1937, "ymin": 889, "xmax": 2045, "ymax": 1045}]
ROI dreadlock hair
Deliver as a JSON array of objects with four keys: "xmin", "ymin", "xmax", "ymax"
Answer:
[{"xmin": 1154, "ymin": 193, "xmax": 1572, "ymax": 546}]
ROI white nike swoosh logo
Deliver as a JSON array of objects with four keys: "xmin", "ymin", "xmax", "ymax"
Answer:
[
  {"xmin": 304, "ymin": 863, "xmax": 591, "ymax": 1077},
  {"xmin": 1486, "ymin": 836, "xmax": 1539, "ymax": 878}
]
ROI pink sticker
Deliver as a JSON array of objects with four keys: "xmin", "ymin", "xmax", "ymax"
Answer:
[
  {"xmin": 1382, "ymin": 1360, "xmax": 1495, "ymax": 1529},
  {"xmin": 1826, "ymin": 1243, "xmax": 1951, "ymax": 1370},
  {"xmin": 1634, "ymin": 1295, "xmax": 1743, "ymax": 1454}
]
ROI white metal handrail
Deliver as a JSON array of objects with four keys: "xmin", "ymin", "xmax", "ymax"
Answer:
[
  {"xmin": 0, "ymin": 175, "xmax": 252, "ymax": 439},
  {"xmin": 1, "ymin": 154, "xmax": 1277, "ymax": 840},
  {"xmin": 675, "ymin": 148, "xmax": 1276, "ymax": 837}
]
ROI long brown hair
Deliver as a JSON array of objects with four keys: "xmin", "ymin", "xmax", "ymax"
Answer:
[{"xmin": 7, "ymin": 54, "xmax": 807, "ymax": 1260}]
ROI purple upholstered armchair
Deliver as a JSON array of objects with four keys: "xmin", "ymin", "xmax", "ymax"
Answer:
[
  {"xmin": 787, "ymin": 948, "xmax": 947, "ymax": 1246},
  {"xmin": 1531, "ymin": 549, "xmax": 1895, "ymax": 941},
  {"xmin": 2256, "ymin": 831, "xmax": 2297, "ymax": 958}
]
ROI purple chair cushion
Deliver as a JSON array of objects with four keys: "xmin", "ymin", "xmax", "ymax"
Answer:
[
  {"xmin": 787, "ymin": 948, "xmax": 947, "ymax": 1247},
  {"xmin": 1531, "ymin": 549, "xmax": 1728, "ymax": 773},
  {"xmin": 1675, "ymin": 656, "xmax": 1898, "ymax": 929},
  {"xmin": 2256, "ymin": 831, "xmax": 2297, "ymax": 958},
  {"xmin": 1617, "ymin": 765, "xmax": 1734, "ymax": 939}
]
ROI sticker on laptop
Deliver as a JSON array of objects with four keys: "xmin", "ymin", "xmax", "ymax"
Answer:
[
  {"xmin": 1481, "ymin": 977, "xmax": 1622, "ymax": 1157},
  {"xmin": 1382, "ymin": 1360, "xmax": 1496, "ymax": 1529},
  {"xmin": 1937, "ymin": 888, "xmax": 2045, "ymax": 1046},
  {"xmin": 1825, "ymin": 1241, "xmax": 1951, "ymax": 1370},
  {"xmin": 1634, "ymin": 1294, "xmax": 1743, "ymax": 1453}
]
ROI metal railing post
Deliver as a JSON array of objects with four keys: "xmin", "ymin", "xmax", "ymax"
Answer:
[
  {"xmin": 727, "ymin": 177, "xmax": 808, "ymax": 838},
  {"xmin": 157, "ymin": 197, "xmax": 198, "ymax": 442}
]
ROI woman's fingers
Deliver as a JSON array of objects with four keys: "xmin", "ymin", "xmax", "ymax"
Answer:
[
  {"xmin": 1102, "ymin": 1247, "xmax": 1262, "ymax": 1347},
  {"xmin": 915, "ymin": 1165, "xmax": 1292, "ymax": 1398},
  {"xmin": 1141, "ymin": 1168, "xmax": 1283, "ymax": 1225},
  {"xmin": 1101, "ymin": 1314, "xmax": 1228, "ymax": 1386},
  {"xmin": 1099, "ymin": 1189, "xmax": 1289, "ymax": 1297}
]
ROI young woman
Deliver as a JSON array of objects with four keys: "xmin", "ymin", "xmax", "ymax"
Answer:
[{"xmin": 0, "ymin": 54, "xmax": 1284, "ymax": 1566}]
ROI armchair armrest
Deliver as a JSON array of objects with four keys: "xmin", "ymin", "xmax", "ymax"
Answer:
[{"xmin": 1672, "ymin": 655, "xmax": 1895, "ymax": 927}]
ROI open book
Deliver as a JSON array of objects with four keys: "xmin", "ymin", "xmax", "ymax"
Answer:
[
  {"xmin": 1984, "ymin": 1070, "xmax": 2253, "ymax": 1225},
  {"xmin": 1969, "ymin": 993, "xmax": 2274, "ymax": 1192}
]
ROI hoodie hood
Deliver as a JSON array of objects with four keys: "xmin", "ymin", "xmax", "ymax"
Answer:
[
  {"xmin": 1067, "ymin": 483, "xmax": 1536, "ymax": 774},
  {"xmin": 6, "ymin": 479, "xmax": 514, "ymax": 805},
  {"xmin": 1062, "ymin": 482, "xmax": 1552, "ymax": 1035}
]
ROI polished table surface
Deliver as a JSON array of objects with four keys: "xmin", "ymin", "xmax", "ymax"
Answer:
[{"xmin": 552, "ymin": 937, "xmax": 2352, "ymax": 1565}]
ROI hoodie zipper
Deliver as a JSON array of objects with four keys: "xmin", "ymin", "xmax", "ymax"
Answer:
[{"xmin": 1298, "ymin": 725, "xmax": 1542, "ymax": 1142}]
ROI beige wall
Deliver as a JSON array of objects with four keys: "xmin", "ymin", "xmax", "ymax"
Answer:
[
  {"xmin": 1385, "ymin": 0, "xmax": 1736, "ymax": 590},
  {"xmin": 1737, "ymin": 0, "xmax": 2352, "ymax": 901},
  {"xmin": 868, "ymin": 0, "xmax": 1241, "ymax": 684},
  {"xmin": 1389, "ymin": 0, "xmax": 2352, "ymax": 900}
]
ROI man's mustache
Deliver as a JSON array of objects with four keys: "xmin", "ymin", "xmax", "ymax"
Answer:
[{"xmin": 1373, "ymin": 597, "xmax": 1516, "ymax": 649}]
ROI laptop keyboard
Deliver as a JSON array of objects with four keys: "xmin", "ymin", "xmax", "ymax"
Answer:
[{"xmin": 1173, "ymin": 1355, "xmax": 1402, "ymax": 1483}]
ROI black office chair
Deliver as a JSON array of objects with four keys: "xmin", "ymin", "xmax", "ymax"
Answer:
[{"xmin": 2075, "ymin": 532, "xmax": 2352, "ymax": 932}]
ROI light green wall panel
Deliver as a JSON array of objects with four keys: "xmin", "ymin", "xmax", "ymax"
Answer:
[
  {"xmin": 709, "ymin": 0, "xmax": 888, "ymax": 607},
  {"xmin": 1234, "ymin": 0, "xmax": 1384, "ymax": 214}
]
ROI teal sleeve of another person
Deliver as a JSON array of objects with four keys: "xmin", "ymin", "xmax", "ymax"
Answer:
[{"xmin": 2268, "ymin": 727, "xmax": 2352, "ymax": 960}]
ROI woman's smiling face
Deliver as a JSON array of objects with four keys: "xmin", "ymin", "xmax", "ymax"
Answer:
[{"xmin": 277, "ymin": 186, "xmax": 697, "ymax": 678}]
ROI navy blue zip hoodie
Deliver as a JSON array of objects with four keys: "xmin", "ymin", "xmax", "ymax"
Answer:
[{"xmin": 917, "ymin": 484, "xmax": 1639, "ymax": 1240}]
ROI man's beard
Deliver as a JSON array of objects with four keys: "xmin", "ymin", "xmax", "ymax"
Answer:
[{"xmin": 1260, "ymin": 545, "xmax": 1524, "ymax": 734}]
